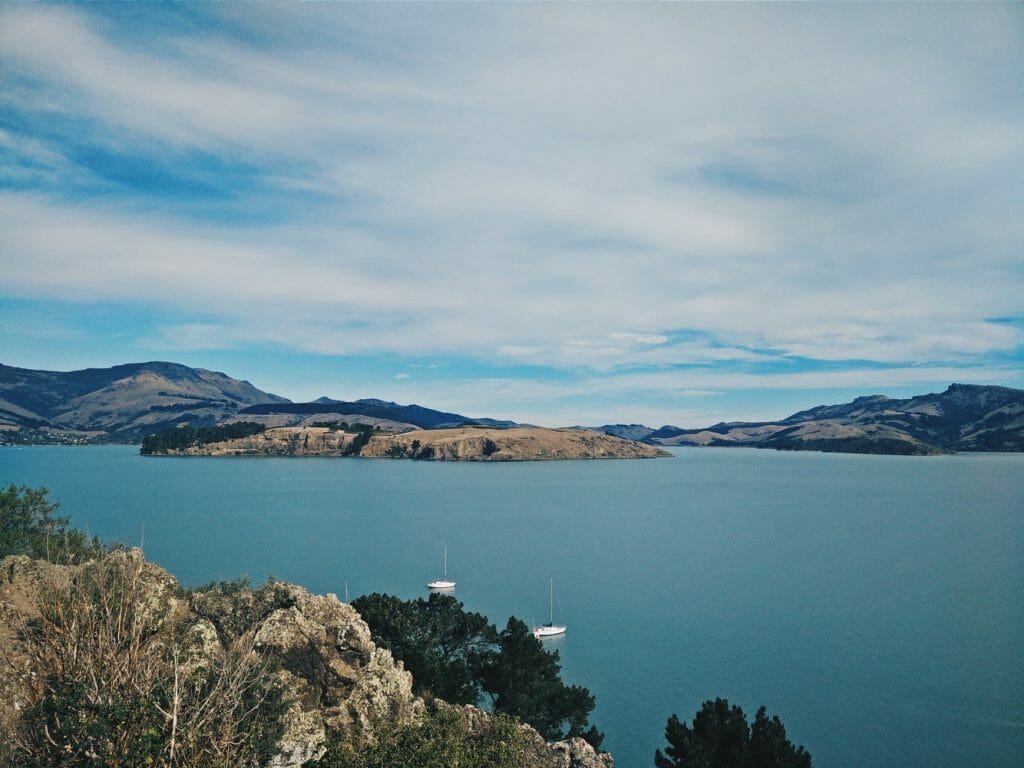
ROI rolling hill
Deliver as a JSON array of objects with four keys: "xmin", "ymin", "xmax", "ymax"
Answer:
[{"xmin": 642, "ymin": 384, "xmax": 1024, "ymax": 455}]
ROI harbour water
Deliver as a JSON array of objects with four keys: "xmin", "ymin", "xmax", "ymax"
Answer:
[{"xmin": 2, "ymin": 445, "xmax": 1021, "ymax": 768}]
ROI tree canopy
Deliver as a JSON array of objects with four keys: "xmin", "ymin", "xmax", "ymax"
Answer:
[
  {"xmin": 352, "ymin": 592, "xmax": 603, "ymax": 748},
  {"xmin": 655, "ymin": 698, "xmax": 811, "ymax": 768},
  {"xmin": 140, "ymin": 421, "xmax": 266, "ymax": 454},
  {"xmin": 351, "ymin": 592, "xmax": 496, "ymax": 704},
  {"xmin": 0, "ymin": 484, "xmax": 103, "ymax": 563}
]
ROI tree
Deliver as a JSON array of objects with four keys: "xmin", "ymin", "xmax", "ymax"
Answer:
[
  {"xmin": 655, "ymin": 698, "xmax": 811, "ymax": 768},
  {"xmin": 482, "ymin": 617, "xmax": 603, "ymax": 748},
  {"xmin": 140, "ymin": 422, "xmax": 266, "ymax": 455},
  {"xmin": 748, "ymin": 706, "xmax": 812, "ymax": 768},
  {"xmin": 0, "ymin": 484, "xmax": 102, "ymax": 563},
  {"xmin": 342, "ymin": 423, "xmax": 375, "ymax": 456},
  {"xmin": 353, "ymin": 595, "xmax": 603, "ymax": 748},
  {"xmin": 351, "ymin": 592, "xmax": 496, "ymax": 704}
]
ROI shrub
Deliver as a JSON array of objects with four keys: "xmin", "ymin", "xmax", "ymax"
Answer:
[
  {"xmin": 3, "ymin": 553, "xmax": 286, "ymax": 768},
  {"xmin": 0, "ymin": 484, "xmax": 103, "ymax": 563},
  {"xmin": 311, "ymin": 708, "xmax": 527, "ymax": 768}
]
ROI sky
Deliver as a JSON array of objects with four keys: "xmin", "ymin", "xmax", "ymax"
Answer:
[{"xmin": 1, "ymin": 3, "xmax": 1022, "ymax": 428}]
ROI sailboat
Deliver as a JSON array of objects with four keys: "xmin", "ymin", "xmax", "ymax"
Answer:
[
  {"xmin": 426, "ymin": 546, "xmax": 456, "ymax": 590},
  {"xmin": 532, "ymin": 578, "xmax": 566, "ymax": 638}
]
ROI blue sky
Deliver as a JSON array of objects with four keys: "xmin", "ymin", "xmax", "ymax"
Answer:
[{"xmin": 1, "ymin": 3, "xmax": 1022, "ymax": 427}]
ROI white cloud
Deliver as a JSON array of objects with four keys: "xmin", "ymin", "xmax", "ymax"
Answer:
[{"xmin": 0, "ymin": 3, "xmax": 1021, "ymax": 393}]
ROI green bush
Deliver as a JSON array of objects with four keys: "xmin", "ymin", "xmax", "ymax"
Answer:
[
  {"xmin": 311, "ymin": 708, "xmax": 526, "ymax": 768},
  {"xmin": 6, "ymin": 553, "xmax": 286, "ymax": 768},
  {"xmin": 0, "ymin": 484, "xmax": 103, "ymax": 563}
]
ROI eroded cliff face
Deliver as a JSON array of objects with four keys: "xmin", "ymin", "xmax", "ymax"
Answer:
[
  {"xmin": 361, "ymin": 426, "xmax": 670, "ymax": 461},
  {"xmin": 0, "ymin": 551, "xmax": 612, "ymax": 768}
]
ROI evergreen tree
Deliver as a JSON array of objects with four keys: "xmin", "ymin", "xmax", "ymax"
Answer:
[
  {"xmin": 353, "ymin": 596, "xmax": 603, "ymax": 748},
  {"xmin": 352, "ymin": 592, "xmax": 495, "ymax": 704},
  {"xmin": 482, "ymin": 617, "xmax": 602, "ymax": 748},
  {"xmin": 748, "ymin": 706, "xmax": 812, "ymax": 768},
  {"xmin": 655, "ymin": 698, "xmax": 811, "ymax": 768}
]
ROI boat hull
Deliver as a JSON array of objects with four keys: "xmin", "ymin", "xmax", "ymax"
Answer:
[{"xmin": 532, "ymin": 624, "xmax": 566, "ymax": 638}]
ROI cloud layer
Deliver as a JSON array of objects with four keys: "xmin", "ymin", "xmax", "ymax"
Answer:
[{"xmin": 1, "ymin": 4, "xmax": 1021, "ymax": 423}]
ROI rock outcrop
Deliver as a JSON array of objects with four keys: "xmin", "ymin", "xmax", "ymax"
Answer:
[
  {"xmin": 361, "ymin": 427, "xmax": 670, "ymax": 461},
  {"xmin": 0, "ymin": 551, "xmax": 613, "ymax": 768}
]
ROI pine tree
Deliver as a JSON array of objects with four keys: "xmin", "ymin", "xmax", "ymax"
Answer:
[{"xmin": 655, "ymin": 698, "xmax": 811, "ymax": 768}]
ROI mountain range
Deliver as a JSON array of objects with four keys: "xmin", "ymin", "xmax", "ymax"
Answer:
[
  {"xmin": 604, "ymin": 383, "xmax": 1024, "ymax": 455},
  {"xmin": 0, "ymin": 361, "xmax": 514, "ymax": 444},
  {"xmin": 2, "ymin": 361, "xmax": 1022, "ymax": 454}
]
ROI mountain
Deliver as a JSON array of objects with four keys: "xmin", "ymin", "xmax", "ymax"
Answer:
[
  {"xmin": 236, "ymin": 398, "xmax": 521, "ymax": 430},
  {"xmin": 0, "ymin": 361, "xmax": 525, "ymax": 446},
  {"xmin": 6, "ymin": 362, "xmax": 1020, "ymax": 455},
  {"xmin": 0, "ymin": 361, "xmax": 289, "ymax": 443},
  {"xmin": 644, "ymin": 384, "xmax": 1024, "ymax": 455},
  {"xmin": 590, "ymin": 424, "xmax": 656, "ymax": 442}
]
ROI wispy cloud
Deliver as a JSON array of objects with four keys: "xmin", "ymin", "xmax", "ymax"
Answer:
[{"xmin": 1, "ymin": 3, "xmax": 1021, "ymax": 423}]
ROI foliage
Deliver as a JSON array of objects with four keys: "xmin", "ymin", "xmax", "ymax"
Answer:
[
  {"xmin": 352, "ymin": 593, "xmax": 603, "ymax": 748},
  {"xmin": 310, "ymin": 708, "xmax": 527, "ymax": 768},
  {"xmin": 484, "ymin": 617, "xmax": 602, "ymax": 746},
  {"xmin": 0, "ymin": 484, "xmax": 103, "ymax": 563},
  {"xmin": 181, "ymin": 575, "xmax": 252, "ymax": 597},
  {"xmin": 343, "ymin": 423, "xmax": 375, "ymax": 456},
  {"xmin": 655, "ymin": 698, "xmax": 811, "ymax": 768},
  {"xmin": 140, "ymin": 421, "xmax": 266, "ymax": 454},
  {"xmin": 352, "ymin": 592, "xmax": 496, "ymax": 704},
  {"xmin": 187, "ymin": 577, "xmax": 298, "ymax": 646},
  {"xmin": 4, "ymin": 553, "xmax": 286, "ymax": 768}
]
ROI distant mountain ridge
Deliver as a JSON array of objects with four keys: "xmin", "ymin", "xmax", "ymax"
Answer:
[
  {"xmin": 0, "ymin": 361, "xmax": 289, "ymax": 443},
  {"xmin": 3, "ymin": 361, "xmax": 1021, "ymax": 454},
  {"xmin": 637, "ymin": 384, "xmax": 1024, "ymax": 455},
  {"xmin": 0, "ymin": 362, "xmax": 518, "ymax": 445},
  {"xmin": 237, "ymin": 399, "xmax": 518, "ymax": 430}
]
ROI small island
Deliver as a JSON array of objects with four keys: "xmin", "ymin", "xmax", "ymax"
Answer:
[{"xmin": 141, "ymin": 424, "xmax": 671, "ymax": 461}]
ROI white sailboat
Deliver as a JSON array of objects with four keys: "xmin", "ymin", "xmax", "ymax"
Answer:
[
  {"xmin": 426, "ymin": 546, "xmax": 456, "ymax": 590},
  {"xmin": 532, "ymin": 579, "xmax": 566, "ymax": 638}
]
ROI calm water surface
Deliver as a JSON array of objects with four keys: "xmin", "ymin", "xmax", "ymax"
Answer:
[{"xmin": 2, "ymin": 446, "xmax": 1022, "ymax": 768}]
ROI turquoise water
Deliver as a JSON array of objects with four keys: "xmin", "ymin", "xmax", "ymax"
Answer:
[{"xmin": 2, "ymin": 446, "xmax": 1022, "ymax": 768}]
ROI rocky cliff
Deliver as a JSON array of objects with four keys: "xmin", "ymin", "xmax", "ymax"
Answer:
[
  {"xmin": 361, "ymin": 427, "xmax": 670, "ymax": 460},
  {"xmin": 0, "ymin": 551, "xmax": 612, "ymax": 768}
]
